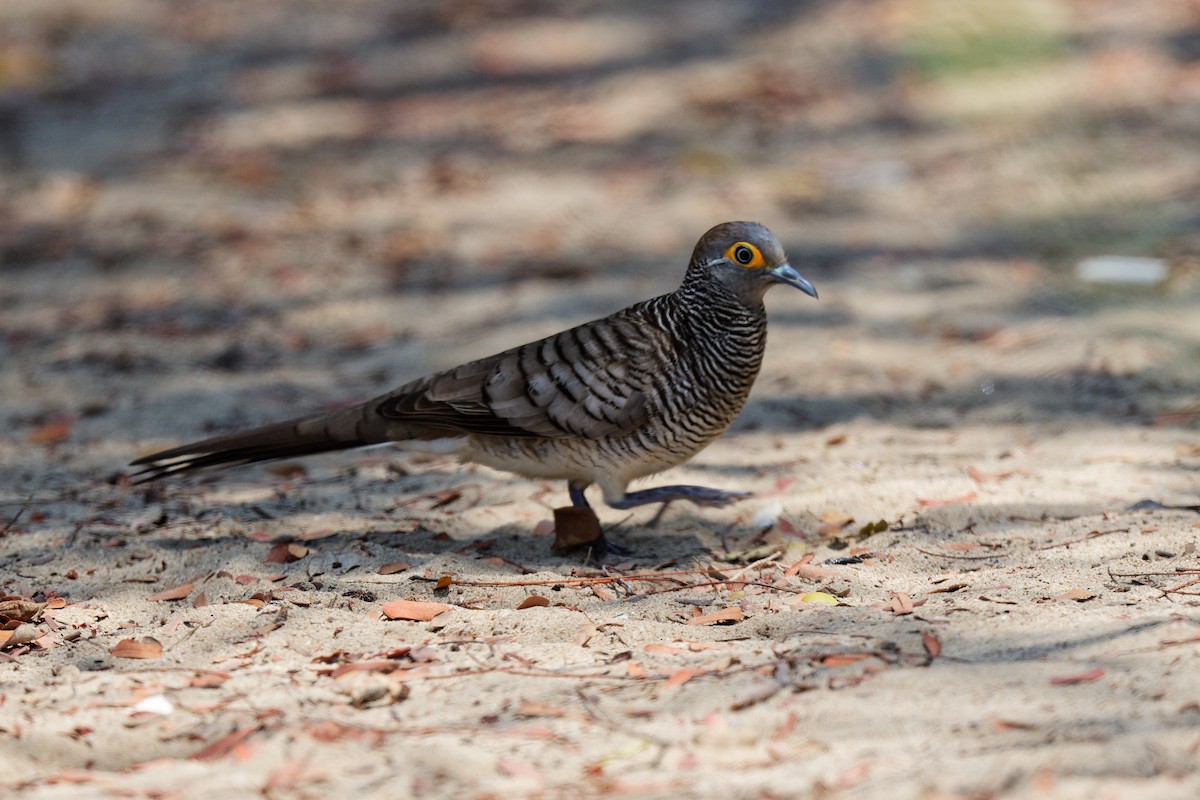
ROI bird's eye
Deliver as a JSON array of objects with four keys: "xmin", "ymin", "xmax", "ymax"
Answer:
[{"xmin": 724, "ymin": 241, "xmax": 764, "ymax": 268}]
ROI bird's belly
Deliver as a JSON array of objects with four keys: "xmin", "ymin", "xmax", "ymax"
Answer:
[
  {"xmin": 464, "ymin": 426, "xmax": 721, "ymax": 490},
  {"xmin": 394, "ymin": 437, "xmax": 471, "ymax": 456}
]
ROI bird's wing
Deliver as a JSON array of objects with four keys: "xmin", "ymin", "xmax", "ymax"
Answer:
[{"xmin": 374, "ymin": 311, "xmax": 667, "ymax": 439}]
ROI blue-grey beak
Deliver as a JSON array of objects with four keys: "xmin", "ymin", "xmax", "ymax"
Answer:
[{"xmin": 768, "ymin": 263, "xmax": 818, "ymax": 299}]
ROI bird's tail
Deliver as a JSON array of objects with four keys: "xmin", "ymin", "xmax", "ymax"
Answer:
[{"xmin": 128, "ymin": 405, "xmax": 385, "ymax": 483}]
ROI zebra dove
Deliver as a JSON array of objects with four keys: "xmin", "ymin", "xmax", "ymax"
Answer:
[{"xmin": 131, "ymin": 221, "xmax": 817, "ymax": 553}]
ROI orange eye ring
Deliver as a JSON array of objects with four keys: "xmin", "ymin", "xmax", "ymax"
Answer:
[{"xmin": 724, "ymin": 241, "xmax": 765, "ymax": 268}]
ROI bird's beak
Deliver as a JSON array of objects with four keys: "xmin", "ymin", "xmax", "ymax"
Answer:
[{"xmin": 768, "ymin": 263, "xmax": 818, "ymax": 299}]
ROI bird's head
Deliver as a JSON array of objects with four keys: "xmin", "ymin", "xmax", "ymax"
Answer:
[{"xmin": 685, "ymin": 221, "xmax": 818, "ymax": 307}]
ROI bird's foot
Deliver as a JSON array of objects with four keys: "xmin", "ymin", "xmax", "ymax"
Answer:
[
  {"xmin": 592, "ymin": 531, "xmax": 633, "ymax": 560},
  {"xmin": 609, "ymin": 485, "xmax": 752, "ymax": 511}
]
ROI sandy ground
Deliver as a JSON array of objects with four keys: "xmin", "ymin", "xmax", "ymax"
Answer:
[{"xmin": 3, "ymin": 1, "xmax": 1200, "ymax": 798}]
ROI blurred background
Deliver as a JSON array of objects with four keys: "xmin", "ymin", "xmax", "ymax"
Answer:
[{"xmin": 1, "ymin": 0, "xmax": 1198, "ymax": 480}]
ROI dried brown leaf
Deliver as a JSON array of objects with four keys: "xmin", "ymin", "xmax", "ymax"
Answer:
[
  {"xmin": 0, "ymin": 598, "xmax": 44, "ymax": 622},
  {"xmin": 886, "ymin": 592, "xmax": 914, "ymax": 615},
  {"xmin": 110, "ymin": 637, "xmax": 163, "ymax": 659},
  {"xmin": 378, "ymin": 561, "xmax": 411, "ymax": 575},
  {"xmin": 1050, "ymin": 667, "xmax": 1105, "ymax": 685},
  {"xmin": 551, "ymin": 506, "xmax": 602, "ymax": 552},
  {"xmin": 917, "ymin": 492, "xmax": 978, "ymax": 508},
  {"xmin": 515, "ymin": 700, "xmax": 568, "ymax": 718},
  {"xmin": 265, "ymin": 543, "xmax": 308, "ymax": 564},
  {"xmin": 28, "ymin": 419, "xmax": 71, "ymax": 446},
  {"xmin": 265, "ymin": 463, "xmax": 308, "ymax": 479},
  {"xmin": 782, "ymin": 555, "xmax": 815, "ymax": 577},
  {"xmin": 1, "ymin": 623, "xmax": 37, "ymax": 649},
  {"xmin": 661, "ymin": 668, "xmax": 700, "ymax": 690},
  {"xmin": 187, "ymin": 672, "xmax": 230, "ymax": 688},
  {"xmin": 190, "ymin": 724, "xmax": 261, "ymax": 761},
  {"xmin": 574, "ymin": 623, "xmax": 597, "ymax": 647},
  {"xmin": 818, "ymin": 652, "xmax": 871, "ymax": 667},
  {"xmin": 687, "ymin": 607, "xmax": 744, "ymax": 626},
  {"xmin": 379, "ymin": 600, "xmax": 452, "ymax": 621},
  {"xmin": 517, "ymin": 595, "xmax": 550, "ymax": 610},
  {"xmin": 148, "ymin": 582, "xmax": 194, "ymax": 602}
]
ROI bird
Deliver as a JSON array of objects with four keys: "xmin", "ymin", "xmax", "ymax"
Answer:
[{"xmin": 130, "ymin": 221, "xmax": 818, "ymax": 555}]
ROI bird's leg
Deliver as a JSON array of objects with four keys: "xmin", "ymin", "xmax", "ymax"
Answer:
[
  {"xmin": 565, "ymin": 481, "xmax": 631, "ymax": 559},
  {"xmin": 609, "ymin": 485, "xmax": 751, "ymax": 514},
  {"xmin": 568, "ymin": 480, "xmax": 592, "ymax": 509}
]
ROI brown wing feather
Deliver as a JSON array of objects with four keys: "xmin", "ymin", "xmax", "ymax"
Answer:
[{"xmin": 374, "ymin": 310, "xmax": 664, "ymax": 439}]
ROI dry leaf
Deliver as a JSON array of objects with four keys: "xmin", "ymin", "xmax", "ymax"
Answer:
[
  {"xmin": 799, "ymin": 592, "xmax": 839, "ymax": 604},
  {"xmin": 517, "ymin": 595, "xmax": 550, "ymax": 610},
  {"xmin": 1054, "ymin": 588, "xmax": 1097, "ymax": 602},
  {"xmin": 515, "ymin": 700, "xmax": 568, "ymax": 718},
  {"xmin": 28, "ymin": 419, "xmax": 71, "ymax": 446},
  {"xmin": 0, "ymin": 597, "xmax": 44, "ymax": 622},
  {"xmin": 626, "ymin": 661, "xmax": 650, "ymax": 678},
  {"xmin": 435, "ymin": 575, "xmax": 454, "ymax": 591},
  {"xmin": 190, "ymin": 725, "xmax": 261, "ymax": 761},
  {"xmin": 916, "ymin": 492, "xmax": 978, "ymax": 508},
  {"xmin": 110, "ymin": 637, "xmax": 163, "ymax": 659},
  {"xmin": 265, "ymin": 543, "xmax": 308, "ymax": 564},
  {"xmin": 782, "ymin": 555, "xmax": 814, "ymax": 577},
  {"xmin": 188, "ymin": 672, "xmax": 230, "ymax": 688},
  {"xmin": 642, "ymin": 643, "xmax": 686, "ymax": 655},
  {"xmin": 661, "ymin": 668, "xmax": 700, "ymax": 690},
  {"xmin": 885, "ymin": 592, "xmax": 914, "ymax": 615},
  {"xmin": 551, "ymin": 506, "xmax": 602, "ymax": 552},
  {"xmin": 992, "ymin": 717, "xmax": 1038, "ymax": 732},
  {"xmin": 817, "ymin": 508, "xmax": 854, "ymax": 535},
  {"xmin": 1050, "ymin": 667, "xmax": 1105, "ymax": 685},
  {"xmin": 1, "ymin": 624, "xmax": 37, "ymax": 649},
  {"xmin": 148, "ymin": 582, "xmax": 194, "ymax": 602},
  {"xmin": 571, "ymin": 623, "xmax": 597, "ymax": 648},
  {"xmin": 792, "ymin": 564, "xmax": 838, "ymax": 580},
  {"xmin": 1152, "ymin": 409, "xmax": 1197, "ymax": 426},
  {"xmin": 377, "ymin": 561, "xmax": 411, "ymax": 575},
  {"xmin": 818, "ymin": 652, "xmax": 871, "ymax": 667},
  {"xmin": 265, "ymin": 463, "xmax": 307, "ymax": 479},
  {"xmin": 496, "ymin": 758, "xmax": 542, "ymax": 779},
  {"xmin": 824, "ymin": 433, "xmax": 847, "ymax": 446},
  {"xmin": 687, "ymin": 607, "xmax": 744, "ymax": 626},
  {"xmin": 819, "ymin": 508, "xmax": 853, "ymax": 524},
  {"xmin": 966, "ymin": 466, "xmax": 1021, "ymax": 484},
  {"xmin": 379, "ymin": 600, "xmax": 452, "ymax": 621},
  {"xmin": 922, "ymin": 631, "xmax": 942, "ymax": 659}
]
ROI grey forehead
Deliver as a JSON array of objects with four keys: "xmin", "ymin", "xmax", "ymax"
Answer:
[{"xmin": 697, "ymin": 221, "xmax": 785, "ymax": 262}]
